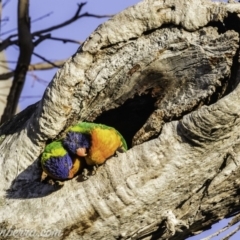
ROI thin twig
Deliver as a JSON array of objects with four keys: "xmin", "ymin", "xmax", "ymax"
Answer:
[
  {"xmin": 0, "ymin": 27, "xmax": 17, "ymax": 36},
  {"xmin": 0, "ymin": 98, "xmax": 6, "ymax": 104},
  {"xmin": 0, "ymin": 11, "xmax": 53, "ymax": 37},
  {"xmin": 1, "ymin": 16, "xmax": 9, "ymax": 26},
  {"xmin": 1, "ymin": 16, "xmax": 8, "ymax": 21},
  {"xmin": 0, "ymin": 38, "xmax": 15, "ymax": 52},
  {"xmin": 2, "ymin": 0, "xmax": 10, "ymax": 8},
  {"xmin": 0, "ymin": 2, "xmax": 111, "ymax": 51},
  {"xmin": 221, "ymin": 224, "xmax": 240, "ymax": 240},
  {"xmin": 28, "ymin": 59, "xmax": 65, "ymax": 71},
  {"xmin": 32, "ymin": 52, "xmax": 61, "ymax": 68},
  {"xmin": 31, "ymin": 11, "xmax": 53, "ymax": 23},
  {"xmin": 201, "ymin": 213, "xmax": 240, "ymax": 240},
  {"xmin": 33, "ymin": 33, "xmax": 51, "ymax": 46},
  {"xmin": 0, "ymin": 59, "xmax": 66, "ymax": 80},
  {"xmin": 28, "ymin": 71, "xmax": 49, "ymax": 87},
  {"xmin": 32, "ymin": 3, "xmax": 111, "ymax": 35},
  {"xmin": 0, "ymin": 60, "xmax": 17, "ymax": 63},
  {"xmin": 201, "ymin": 226, "xmax": 229, "ymax": 240},
  {"xmin": 0, "ymin": 2, "xmax": 83, "ymax": 38},
  {"xmin": 0, "ymin": 63, "xmax": 14, "ymax": 71},
  {"xmin": 0, "ymin": 12, "xmax": 54, "ymax": 37},
  {"xmin": 0, "ymin": 71, "xmax": 13, "ymax": 80},
  {"xmin": 19, "ymin": 95, "xmax": 42, "ymax": 102},
  {"xmin": 1, "ymin": 34, "xmax": 81, "ymax": 49},
  {"xmin": 44, "ymin": 36, "xmax": 82, "ymax": 45}
]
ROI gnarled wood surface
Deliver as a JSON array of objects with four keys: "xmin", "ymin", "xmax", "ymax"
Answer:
[{"xmin": 0, "ymin": 0, "xmax": 240, "ymax": 239}]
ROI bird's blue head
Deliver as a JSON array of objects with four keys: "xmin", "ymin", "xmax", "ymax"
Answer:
[
  {"xmin": 43, "ymin": 154, "xmax": 73, "ymax": 180},
  {"xmin": 63, "ymin": 132, "xmax": 90, "ymax": 155}
]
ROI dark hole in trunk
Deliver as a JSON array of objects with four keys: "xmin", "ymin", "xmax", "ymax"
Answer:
[{"xmin": 94, "ymin": 94, "xmax": 157, "ymax": 148}]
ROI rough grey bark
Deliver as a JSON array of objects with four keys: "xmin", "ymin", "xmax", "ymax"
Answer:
[{"xmin": 0, "ymin": 0, "xmax": 240, "ymax": 239}]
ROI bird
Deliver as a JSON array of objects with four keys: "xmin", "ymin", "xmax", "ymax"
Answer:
[
  {"xmin": 40, "ymin": 122, "xmax": 127, "ymax": 182},
  {"xmin": 63, "ymin": 122, "xmax": 127, "ymax": 166},
  {"xmin": 41, "ymin": 140, "xmax": 83, "ymax": 181}
]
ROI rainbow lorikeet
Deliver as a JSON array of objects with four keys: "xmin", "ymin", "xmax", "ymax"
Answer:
[
  {"xmin": 63, "ymin": 122, "xmax": 128, "ymax": 165},
  {"xmin": 41, "ymin": 122, "xmax": 127, "ymax": 181},
  {"xmin": 41, "ymin": 141, "xmax": 83, "ymax": 181}
]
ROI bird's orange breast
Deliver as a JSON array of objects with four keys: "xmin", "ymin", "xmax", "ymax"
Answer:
[
  {"xmin": 86, "ymin": 128, "xmax": 122, "ymax": 165},
  {"xmin": 68, "ymin": 157, "xmax": 84, "ymax": 178}
]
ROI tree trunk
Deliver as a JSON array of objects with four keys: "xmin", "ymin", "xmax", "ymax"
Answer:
[{"xmin": 1, "ymin": 0, "xmax": 240, "ymax": 239}]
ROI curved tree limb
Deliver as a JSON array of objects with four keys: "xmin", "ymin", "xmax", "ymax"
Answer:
[{"xmin": 0, "ymin": 0, "xmax": 240, "ymax": 239}]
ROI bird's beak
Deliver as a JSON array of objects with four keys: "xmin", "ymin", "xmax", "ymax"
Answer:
[{"xmin": 76, "ymin": 147, "xmax": 87, "ymax": 157}]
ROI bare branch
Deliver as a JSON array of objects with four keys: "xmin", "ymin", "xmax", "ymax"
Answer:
[
  {"xmin": 32, "ymin": 2, "xmax": 111, "ymax": 36},
  {"xmin": 28, "ymin": 72, "xmax": 49, "ymax": 86},
  {"xmin": 0, "ymin": 27, "xmax": 17, "ymax": 36},
  {"xmin": 0, "ymin": 34, "xmax": 81, "ymax": 52},
  {"xmin": 201, "ymin": 226, "xmax": 230, "ymax": 240},
  {"xmin": 0, "ymin": 11, "xmax": 53, "ymax": 37},
  {"xmin": 28, "ymin": 59, "xmax": 65, "ymax": 70},
  {"xmin": 0, "ymin": 0, "xmax": 33, "ymax": 124},
  {"xmin": 201, "ymin": 214, "xmax": 240, "ymax": 240},
  {"xmin": 0, "ymin": 2, "xmax": 111, "ymax": 51},
  {"xmin": 0, "ymin": 60, "xmax": 17, "ymax": 63},
  {"xmin": 221, "ymin": 225, "xmax": 240, "ymax": 240},
  {"xmin": 0, "ymin": 37, "xmax": 15, "ymax": 52},
  {"xmin": 1, "ymin": 16, "xmax": 8, "ymax": 22},
  {"xmin": 0, "ymin": 63, "xmax": 13, "ymax": 71},
  {"xmin": 2, "ymin": 0, "xmax": 11, "ymax": 8},
  {"xmin": 0, "ymin": 71, "xmax": 13, "ymax": 80},
  {"xmin": 19, "ymin": 95, "xmax": 42, "ymax": 102},
  {"xmin": 44, "ymin": 36, "xmax": 82, "ymax": 44},
  {"xmin": 32, "ymin": 52, "xmax": 60, "ymax": 68},
  {"xmin": 79, "ymin": 12, "xmax": 113, "ymax": 19},
  {"xmin": 0, "ymin": 59, "xmax": 66, "ymax": 80},
  {"xmin": 33, "ymin": 33, "xmax": 51, "ymax": 46},
  {"xmin": 1, "ymin": 17, "xmax": 9, "ymax": 28},
  {"xmin": 31, "ymin": 11, "xmax": 53, "ymax": 23},
  {"xmin": 0, "ymin": 11, "xmax": 53, "ymax": 38}
]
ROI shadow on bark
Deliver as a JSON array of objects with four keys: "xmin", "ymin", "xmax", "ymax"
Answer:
[{"xmin": 5, "ymin": 160, "xmax": 63, "ymax": 199}]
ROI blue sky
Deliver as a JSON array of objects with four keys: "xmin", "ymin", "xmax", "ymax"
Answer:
[
  {"xmin": 2, "ymin": 0, "xmax": 239, "ymax": 239},
  {"xmin": 3, "ymin": 0, "xmax": 141, "ymax": 109}
]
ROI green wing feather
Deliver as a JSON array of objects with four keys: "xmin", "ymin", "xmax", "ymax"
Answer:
[
  {"xmin": 68, "ymin": 122, "xmax": 127, "ymax": 150},
  {"xmin": 116, "ymin": 130, "xmax": 127, "ymax": 151},
  {"xmin": 41, "ymin": 141, "xmax": 67, "ymax": 163},
  {"xmin": 68, "ymin": 122, "xmax": 109, "ymax": 133},
  {"xmin": 68, "ymin": 122, "xmax": 95, "ymax": 134}
]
